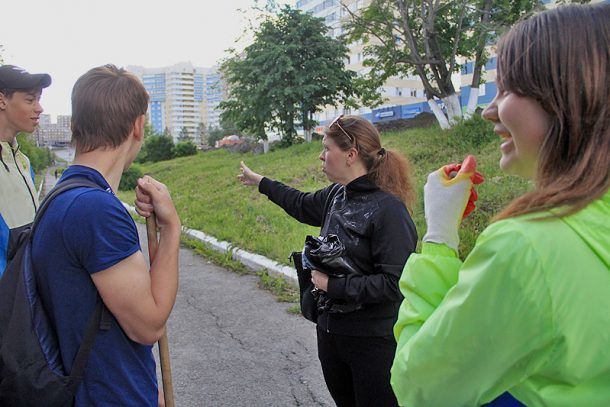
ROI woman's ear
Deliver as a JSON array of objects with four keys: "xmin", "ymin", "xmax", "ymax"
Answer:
[{"xmin": 346, "ymin": 147, "xmax": 359, "ymax": 166}]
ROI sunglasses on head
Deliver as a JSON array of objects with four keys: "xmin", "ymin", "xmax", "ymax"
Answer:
[{"xmin": 329, "ymin": 114, "xmax": 355, "ymax": 144}]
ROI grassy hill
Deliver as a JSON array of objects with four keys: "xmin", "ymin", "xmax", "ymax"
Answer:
[{"xmin": 118, "ymin": 116, "xmax": 531, "ymax": 265}]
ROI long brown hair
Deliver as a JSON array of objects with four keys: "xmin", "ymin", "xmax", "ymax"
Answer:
[
  {"xmin": 494, "ymin": 3, "xmax": 610, "ymax": 220},
  {"xmin": 326, "ymin": 115, "xmax": 416, "ymax": 210}
]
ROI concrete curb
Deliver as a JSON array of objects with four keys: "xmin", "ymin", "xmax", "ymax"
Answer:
[{"xmin": 122, "ymin": 202, "xmax": 298, "ymax": 283}]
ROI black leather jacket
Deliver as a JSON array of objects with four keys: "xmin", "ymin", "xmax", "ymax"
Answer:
[{"xmin": 259, "ymin": 175, "xmax": 417, "ymax": 337}]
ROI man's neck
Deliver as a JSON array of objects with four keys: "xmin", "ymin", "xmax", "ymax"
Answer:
[
  {"xmin": 72, "ymin": 147, "xmax": 129, "ymax": 192},
  {"xmin": 0, "ymin": 120, "xmax": 18, "ymax": 145}
]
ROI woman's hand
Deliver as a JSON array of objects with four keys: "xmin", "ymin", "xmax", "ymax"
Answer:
[
  {"xmin": 238, "ymin": 161, "xmax": 263, "ymax": 187},
  {"xmin": 311, "ymin": 270, "xmax": 329, "ymax": 292},
  {"xmin": 422, "ymin": 155, "xmax": 484, "ymax": 251}
]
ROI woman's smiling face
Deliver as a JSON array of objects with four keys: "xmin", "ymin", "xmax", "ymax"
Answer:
[{"xmin": 483, "ymin": 88, "xmax": 552, "ymax": 179}]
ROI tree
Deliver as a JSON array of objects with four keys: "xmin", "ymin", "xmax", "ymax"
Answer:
[
  {"xmin": 119, "ymin": 165, "xmax": 143, "ymax": 191},
  {"xmin": 178, "ymin": 126, "xmax": 191, "ymax": 142},
  {"xmin": 219, "ymin": 116, "xmax": 238, "ymax": 136},
  {"xmin": 135, "ymin": 122, "xmax": 158, "ymax": 162},
  {"xmin": 144, "ymin": 122, "xmax": 157, "ymax": 138},
  {"xmin": 207, "ymin": 126, "xmax": 225, "ymax": 147},
  {"xmin": 342, "ymin": 0, "xmax": 540, "ymax": 128},
  {"xmin": 16, "ymin": 133, "xmax": 54, "ymax": 172},
  {"xmin": 196, "ymin": 122, "xmax": 207, "ymax": 146},
  {"xmin": 220, "ymin": 6, "xmax": 357, "ymax": 145},
  {"xmin": 463, "ymin": 0, "xmax": 540, "ymax": 117},
  {"xmin": 143, "ymin": 135, "xmax": 174, "ymax": 162},
  {"xmin": 174, "ymin": 141, "xmax": 198, "ymax": 157},
  {"xmin": 206, "ymin": 117, "xmax": 240, "ymax": 147}
]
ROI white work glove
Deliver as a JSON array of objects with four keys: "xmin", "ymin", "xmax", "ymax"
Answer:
[{"xmin": 422, "ymin": 155, "xmax": 484, "ymax": 251}]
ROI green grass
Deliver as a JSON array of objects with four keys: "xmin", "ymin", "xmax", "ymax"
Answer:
[
  {"xmin": 118, "ymin": 117, "xmax": 532, "ymax": 263},
  {"xmin": 257, "ymin": 271, "xmax": 299, "ymax": 303}
]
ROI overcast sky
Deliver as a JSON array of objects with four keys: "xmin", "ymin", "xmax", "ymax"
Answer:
[{"xmin": 1, "ymin": 0, "xmax": 291, "ymax": 120}]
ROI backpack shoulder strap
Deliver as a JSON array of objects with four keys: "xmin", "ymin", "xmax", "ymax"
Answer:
[
  {"xmin": 32, "ymin": 176, "xmax": 110, "ymax": 390},
  {"xmin": 32, "ymin": 177, "xmax": 102, "ymax": 234},
  {"xmin": 67, "ymin": 296, "xmax": 111, "ymax": 391}
]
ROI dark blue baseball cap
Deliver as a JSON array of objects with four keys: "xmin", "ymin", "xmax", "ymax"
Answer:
[{"xmin": 0, "ymin": 65, "xmax": 52, "ymax": 90}]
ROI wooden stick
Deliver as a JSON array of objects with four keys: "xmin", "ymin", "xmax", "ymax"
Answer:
[{"xmin": 146, "ymin": 215, "xmax": 175, "ymax": 407}]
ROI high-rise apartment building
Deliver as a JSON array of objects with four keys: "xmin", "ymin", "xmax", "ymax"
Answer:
[
  {"xmin": 203, "ymin": 67, "xmax": 224, "ymax": 130},
  {"xmin": 57, "ymin": 115, "xmax": 71, "ymax": 130},
  {"xmin": 297, "ymin": 0, "xmax": 428, "ymax": 123},
  {"xmin": 129, "ymin": 62, "xmax": 225, "ymax": 145}
]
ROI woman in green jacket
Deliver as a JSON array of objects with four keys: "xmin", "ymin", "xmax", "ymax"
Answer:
[{"xmin": 390, "ymin": 4, "xmax": 610, "ymax": 406}]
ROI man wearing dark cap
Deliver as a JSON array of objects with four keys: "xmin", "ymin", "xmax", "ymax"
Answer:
[{"xmin": 0, "ymin": 64, "xmax": 52, "ymax": 276}]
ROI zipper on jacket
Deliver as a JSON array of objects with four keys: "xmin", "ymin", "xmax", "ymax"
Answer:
[{"xmin": 12, "ymin": 148, "xmax": 37, "ymax": 211}]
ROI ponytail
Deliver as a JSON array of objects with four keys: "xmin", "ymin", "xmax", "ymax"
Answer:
[{"xmin": 370, "ymin": 149, "xmax": 416, "ymax": 211}]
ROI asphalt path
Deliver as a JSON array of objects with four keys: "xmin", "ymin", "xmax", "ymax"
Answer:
[{"xmin": 139, "ymin": 224, "xmax": 333, "ymax": 407}]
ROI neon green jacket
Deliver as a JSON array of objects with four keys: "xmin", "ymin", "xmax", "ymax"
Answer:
[{"xmin": 391, "ymin": 190, "xmax": 610, "ymax": 406}]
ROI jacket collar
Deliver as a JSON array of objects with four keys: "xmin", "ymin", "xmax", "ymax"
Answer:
[
  {"xmin": 345, "ymin": 174, "xmax": 379, "ymax": 196},
  {"xmin": 0, "ymin": 139, "xmax": 19, "ymax": 155},
  {"xmin": 0, "ymin": 140, "xmax": 21, "ymax": 171}
]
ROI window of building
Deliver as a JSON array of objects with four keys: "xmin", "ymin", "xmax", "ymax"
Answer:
[{"xmin": 325, "ymin": 12, "xmax": 337, "ymax": 22}]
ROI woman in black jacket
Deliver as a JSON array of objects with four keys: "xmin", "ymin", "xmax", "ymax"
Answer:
[{"xmin": 238, "ymin": 115, "xmax": 417, "ymax": 407}]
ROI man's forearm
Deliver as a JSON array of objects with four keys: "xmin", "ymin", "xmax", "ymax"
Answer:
[{"xmin": 149, "ymin": 224, "xmax": 181, "ymax": 323}]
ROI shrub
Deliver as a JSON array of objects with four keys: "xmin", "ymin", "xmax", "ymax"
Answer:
[
  {"xmin": 119, "ymin": 165, "xmax": 143, "ymax": 191},
  {"xmin": 135, "ymin": 145, "xmax": 148, "ymax": 163},
  {"xmin": 450, "ymin": 114, "xmax": 495, "ymax": 147},
  {"xmin": 174, "ymin": 141, "xmax": 198, "ymax": 158},
  {"xmin": 143, "ymin": 135, "xmax": 175, "ymax": 162}
]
